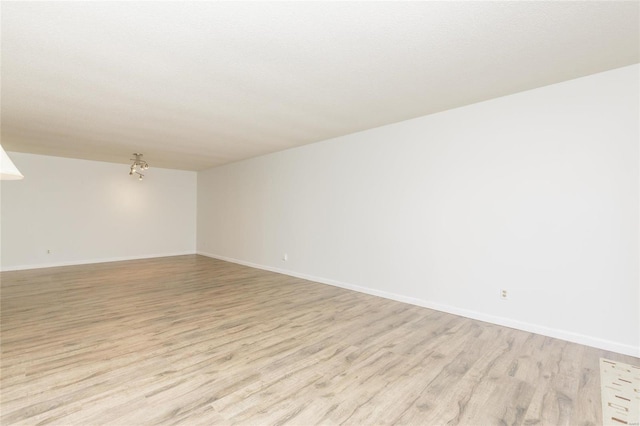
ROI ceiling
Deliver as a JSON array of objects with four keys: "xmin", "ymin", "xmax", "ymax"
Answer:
[{"xmin": 2, "ymin": 1, "xmax": 638, "ymax": 171}]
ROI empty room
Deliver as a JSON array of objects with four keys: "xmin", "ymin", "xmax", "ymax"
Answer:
[{"xmin": 1, "ymin": 1, "xmax": 639, "ymax": 425}]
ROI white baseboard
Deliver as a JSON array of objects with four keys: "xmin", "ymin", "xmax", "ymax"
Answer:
[
  {"xmin": 197, "ymin": 251, "xmax": 640, "ymax": 358},
  {"xmin": 0, "ymin": 251, "xmax": 197, "ymax": 272}
]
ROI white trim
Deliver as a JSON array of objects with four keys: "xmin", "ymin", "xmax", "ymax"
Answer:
[
  {"xmin": 0, "ymin": 251, "xmax": 196, "ymax": 272},
  {"xmin": 197, "ymin": 251, "xmax": 640, "ymax": 358}
]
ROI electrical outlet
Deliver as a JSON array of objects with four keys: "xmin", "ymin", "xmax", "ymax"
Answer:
[
  {"xmin": 500, "ymin": 289, "xmax": 508, "ymax": 300},
  {"xmin": 282, "ymin": 253, "xmax": 288, "ymax": 261}
]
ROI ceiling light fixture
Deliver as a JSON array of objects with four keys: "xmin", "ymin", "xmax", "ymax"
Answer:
[
  {"xmin": 129, "ymin": 153, "xmax": 149, "ymax": 181},
  {"xmin": 0, "ymin": 145, "xmax": 24, "ymax": 180}
]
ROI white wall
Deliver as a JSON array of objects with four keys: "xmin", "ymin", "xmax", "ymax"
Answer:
[
  {"xmin": 197, "ymin": 64, "xmax": 640, "ymax": 357},
  {"xmin": 1, "ymin": 153, "xmax": 197, "ymax": 270}
]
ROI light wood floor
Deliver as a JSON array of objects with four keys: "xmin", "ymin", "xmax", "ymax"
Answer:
[{"xmin": 1, "ymin": 255, "xmax": 637, "ymax": 425}]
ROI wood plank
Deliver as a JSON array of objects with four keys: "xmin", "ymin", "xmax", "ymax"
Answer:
[{"xmin": 1, "ymin": 255, "xmax": 637, "ymax": 425}]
